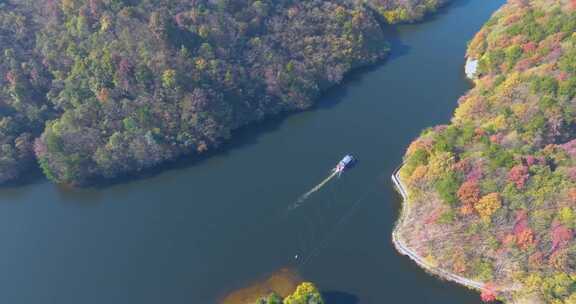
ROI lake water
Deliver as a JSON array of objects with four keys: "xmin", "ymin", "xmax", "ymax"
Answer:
[{"xmin": 0, "ymin": 1, "xmax": 505, "ymax": 303}]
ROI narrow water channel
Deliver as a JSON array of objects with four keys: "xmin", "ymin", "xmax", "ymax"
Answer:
[{"xmin": 0, "ymin": 1, "xmax": 505, "ymax": 303}]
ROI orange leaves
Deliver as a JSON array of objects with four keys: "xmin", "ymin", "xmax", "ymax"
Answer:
[
  {"xmin": 568, "ymin": 188, "xmax": 576, "ymax": 204},
  {"xmin": 503, "ymin": 210, "xmax": 536, "ymax": 250},
  {"xmin": 406, "ymin": 138, "xmax": 432, "ymax": 157},
  {"xmin": 408, "ymin": 165, "xmax": 428, "ymax": 185},
  {"xmin": 459, "ymin": 203, "xmax": 475, "ymax": 216},
  {"xmin": 501, "ymin": 229, "xmax": 535, "ymax": 250},
  {"xmin": 458, "ymin": 180, "xmax": 481, "ymax": 206},
  {"xmin": 458, "ymin": 180, "xmax": 480, "ymax": 216},
  {"xmin": 502, "ymin": 233, "xmax": 516, "ymax": 247},
  {"xmin": 475, "ymin": 193, "xmax": 502, "ymax": 219},
  {"xmin": 516, "ymin": 228, "xmax": 535, "ymax": 249}
]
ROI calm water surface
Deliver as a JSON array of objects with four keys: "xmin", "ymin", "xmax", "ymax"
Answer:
[{"xmin": 0, "ymin": 1, "xmax": 505, "ymax": 303}]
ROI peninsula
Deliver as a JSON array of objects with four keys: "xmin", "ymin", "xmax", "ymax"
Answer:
[{"xmin": 396, "ymin": 0, "xmax": 576, "ymax": 302}]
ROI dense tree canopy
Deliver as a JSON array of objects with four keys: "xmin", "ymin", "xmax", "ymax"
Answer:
[
  {"xmin": 0, "ymin": 0, "xmax": 446, "ymax": 185},
  {"xmin": 0, "ymin": 0, "xmax": 53, "ymax": 183},
  {"xmin": 398, "ymin": 0, "xmax": 576, "ymax": 302}
]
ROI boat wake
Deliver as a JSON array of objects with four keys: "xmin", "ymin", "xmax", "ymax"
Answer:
[{"xmin": 289, "ymin": 171, "xmax": 338, "ymax": 210}]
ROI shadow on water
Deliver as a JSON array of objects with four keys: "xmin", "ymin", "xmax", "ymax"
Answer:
[
  {"xmin": 85, "ymin": 115, "xmax": 288, "ymax": 189},
  {"xmin": 430, "ymin": 0, "xmax": 473, "ymax": 19},
  {"xmin": 54, "ymin": 184, "xmax": 105, "ymax": 206},
  {"xmin": 322, "ymin": 291, "xmax": 360, "ymax": 304},
  {"xmin": 0, "ymin": 165, "xmax": 45, "ymax": 190},
  {"xmin": 443, "ymin": 0, "xmax": 473, "ymax": 10},
  {"xmin": 409, "ymin": 0, "xmax": 474, "ymax": 23}
]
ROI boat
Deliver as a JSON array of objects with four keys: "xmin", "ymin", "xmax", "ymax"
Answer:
[{"xmin": 334, "ymin": 154, "xmax": 356, "ymax": 176}]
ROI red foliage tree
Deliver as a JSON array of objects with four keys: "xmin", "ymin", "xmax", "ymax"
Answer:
[
  {"xmin": 522, "ymin": 41, "xmax": 537, "ymax": 53},
  {"xmin": 457, "ymin": 180, "xmax": 481, "ymax": 206},
  {"xmin": 558, "ymin": 71, "xmax": 569, "ymax": 82},
  {"xmin": 523, "ymin": 155, "xmax": 536, "ymax": 167},
  {"xmin": 508, "ymin": 165, "xmax": 529, "ymax": 189},
  {"xmin": 5, "ymin": 70, "xmax": 16, "ymax": 86},
  {"xmin": 490, "ymin": 133, "xmax": 503, "ymax": 144},
  {"xmin": 568, "ymin": 188, "xmax": 576, "ymax": 203},
  {"xmin": 513, "ymin": 210, "xmax": 528, "ymax": 234},
  {"xmin": 454, "ymin": 159, "xmax": 470, "ymax": 173},
  {"xmin": 516, "ymin": 228, "xmax": 535, "ymax": 249},
  {"xmin": 551, "ymin": 222, "xmax": 573, "ymax": 252},
  {"xmin": 481, "ymin": 283, "xmax": 497, "ymax": 302},
  {"xmin": 516, "ymin": 58, "xmax": 536, "ymax": 71},
  {"xmin": 502, "ymin": 233, "xmax": 516, "ymax": 247}
]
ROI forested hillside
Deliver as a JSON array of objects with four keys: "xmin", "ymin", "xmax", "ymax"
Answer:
[
  {"xmin": 0, "ymin": 1, "xmax": 53, "ymax": 183},
  {"xmin": 398, "ymin": 0, "xmax": 576, "ymax": 302},
  {"xmin": 0, "ymin": 0, "xmax": 446, "ymax": 185},
  {"xmin": 33, "ymin": 0, "xmax": 389, "ymax": 184}
]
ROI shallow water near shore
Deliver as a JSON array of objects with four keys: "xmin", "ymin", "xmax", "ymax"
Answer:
[
  {"xmin": 0, "ymin": 1, "xmax": 505, "ymax": 303},
  {"xmin": 219, "ymin": 267, "xmax": 302, "ymax": 304}
]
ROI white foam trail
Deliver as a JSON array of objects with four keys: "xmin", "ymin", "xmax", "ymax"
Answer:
[{"xmin": 290, "ymin": 170, "xmax": 338, "ymax": 210}]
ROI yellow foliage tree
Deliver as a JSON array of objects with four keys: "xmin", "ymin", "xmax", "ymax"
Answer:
[
  {"xmin": 453, "ymin": 96, "xmax": 479, "ymax": 124},
  {"xmin": 486, "ymin": 114, "xmax": 507, "ymax": 131},
  {"xmin": 381, "ymin": 8, "xmax": 409, "ymax": 24},
  {"xmin": 427, "ymin": 152, "xmax": 455, "ymax": 178},
  {"xmin": 558, "ymin": 207, "xmax": 575, "ymax": 228},
  {"xmin": 523, "ymin": 273, "xmax": 543, "ymax": 294},
  {"xmin": 475, "ymin": 192, "xmax": 502, "ymax": 219},
  {"xmin": 162, "ymin": 69, "xmax": 177, "ymax": 88},
  {"xmin": 100, "ymin": 15, "xmax": 112, "ymax": 32},
  {"xmin": 283, "ymin": 282, "xmax": 324, "ymax": 304},
  {"xmin": 496, "ymin": 72, "xmax": 521, "ymax": 98},
  {"xmin": 406, "ymin": 138, "xmax": 430, "ymax": 157},
  {"xmin": 408, "ymin": 165, "xmax": 428, "ymax": 185},
  {"xmin": 565, "ymin": 292, "xmax": 576, "ymax": 304}
]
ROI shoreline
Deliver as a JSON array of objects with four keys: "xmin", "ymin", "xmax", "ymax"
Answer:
[{"xmin": 390, "ymin": 165, "xmax": 487, "ymax": 292}]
